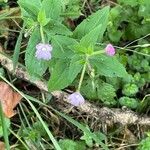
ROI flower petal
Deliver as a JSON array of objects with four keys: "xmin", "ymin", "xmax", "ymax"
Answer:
[
  {"xmin": 105, "ymin": 44, "xmax": 115, "ymax": 56},
  {"xmin": 35, "ymin": 43, "xmax": 52, "ymax": 60},
  {"xmin": 68, "ymin": 92, "xmax": 85, "ymax": 106}
]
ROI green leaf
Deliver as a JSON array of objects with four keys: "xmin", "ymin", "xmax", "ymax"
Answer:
[
  {"xmin": 37, "ymin": 9, "xmax": 50, "ymax": 26},
  {"xmin": 0, "ymin": 117, "xmax": 10, "ymax": 137},
  {"xmin": 97, "ymin": 82, "xmax": 117, "ymax": 105},
  {"xmin": 41, "ymin": 0, "xmax": 62, "ymax": 20},
  {"xmin": 18, "ymin": 0, "xmax": 41, "ymax": 20},
  {"xmin": 51, "ymin": 35, "xmax": 78, "ymax": 58},
  {"xmin": 73, "ymin": 6, "xmax": 110, "ymax": 40},
  {"xmin": 90, "ymin": 55, "xmax": 128, "ymax": 78},
  {"xmin": 80, "ymin": 126, "xmax": 93, "ymax": 147},
  {"xmin": 13, "ymin": 23, "xmax": 25, "ymax": 71},
  {"xmin": 68, "ymin": 55, "xmax": 83, "ymax": 82},
  {"xmin": 119, "ymin": 97, "xmax": 139, "ymax": 109},
  {"xmin": 59, "ymin": 139, "xmax": 86, "ymax": 150},
  {"xmin": 45, "ymin": 23, "xmax": 73, "ymax": 36},
  {"xmin": 117, "ymin": 0, "xmax": 139, "ymax": 7},
  {"xmin": 80, "ymin": 24, "xmax": 102, "ymax": 49},
  {"xmin": 48, "ymin": 60, "xmax": 70, "ymax": 91},
  {"xmin": 81, "ymin": 79, "xmax": 98, "ymax": 100},
  {"xmin": 25, "ymin": 27, "xmax": 49, "ymax": 77},
  {"xmin": 48, "ymin": 56, "xmax": 83, "ymax": 91}
]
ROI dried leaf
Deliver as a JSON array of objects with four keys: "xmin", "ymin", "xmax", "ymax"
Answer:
[
  {"xmin": 0, "ymin": 81, "xmax": 22, "ymax": 118},
  {"xmin": 0, "ymin": 141, "xmax": 5, "ymax": 150}
]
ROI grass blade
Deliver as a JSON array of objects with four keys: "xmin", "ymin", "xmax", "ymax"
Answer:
[
  {"xmin": 13, "ymin": 23, "xmax": 25, "ymax": 71},
  {"xmin": 0, "ymin": 102, "xmax": 10, "ymax": 150},
  {"xmin": 0, "ymin": 75, "xmax": 62, "ymax": 150}
]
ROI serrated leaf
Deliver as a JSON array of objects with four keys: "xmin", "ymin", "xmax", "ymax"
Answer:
[
  {"xmin": 90, "ymin": 55, "xmax": 128, "ymax": 78},
  {"xmin": 80, "ymin": 126, "xmax": 93, "ymax": 147},
  {"xmin": 68, "ymin": 55, "xmax": 83, "ymax": 82},
  {"xmin": 81, "ymin": 79, "xmax": 98, "ymax": 100},
  {"xmin": 51, "ymin": 35, "xmax": 78, "ymax": 58},
  {"xmin": 18, "ymin": 0, "xmax": 41, "ymax": 20},
  {"xmin": 73, "ymin": 6, "xmax": 109, "ymax": 40},
  {"xmin": 46, "ymin": 23, "xmax": 72, "ymax": 36},
  {"xmin": 117, "ymin": 0, "xmax": 139, "ymax": 7},
  {"xmin": 48, "ymin": 57, "xmax": 82, "ymax": 91},
  {"xmin": 38, "ymin": 9, "xmax": 50, "ymax": 26},
  {"xmin": 41, "ymin": 0, "xmax": 62, "ymax": 20},
  {"xmin": 59, "ymin": 139, "xmax": 86, "ymax": 150},
  {"xmin": 97, "ymin": 82, "xmax": 116, "ymax": 105},
  {"xmin": 48, "ymin": 60, "xmax": 70, "ymax": 91},
  {"xmin": 80, "ymin": 24, "xmax": 102, "ymax": 49},
  {"xmin": 13, "ymin": 23, "xmax": 25, "ymax": 71},
  {"xmin": 25, "ymin": 27, "xmax": 49, "ymax": 77}
]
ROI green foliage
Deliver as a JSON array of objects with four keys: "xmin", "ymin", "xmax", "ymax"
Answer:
[
  {"xmin": 41, "ymin": 0, "xmax": 62, "ymax": 20},
  {"xmin": 81, "ymin": 79, "xmax": 117, "ymax": 105},
  {"xmin": 80, "ymin": 24, "xmax": 102, "ymax": 49},
  {"xmin": 25, "ymin": 27, "xmax": 49, "ymax": 77},
  {"xmin": 73, "ymin": 6, "xmax": 109, "ymax": 40},
  {"xmin": 59, "ymin": 139, "xmax": 86, "ymax": 150},
  {"xmin": 18, "ymin": 0, "xmax": 41, "ymax": 20},
  {"xmin": 81, "ymin": 78, "xmax": 98, "ymax": 100},
  {"xmin": 128, "ymin": 54, "xmax": 150, "ymax": 72},
  {"xmin": 80, "ymin": 126, "xmax": 93, "ymax": 147},
  {"xmin": 90, "ymin": 55, "xmax": 128, "ymax": 78},
  {"xmin": 68, "ymin": 55, "xmax": 83, "ymax": 82},
  {"xmin": 117, "ymin": 0, "xmax": 139, "ymax": 7},
  {"xmin": 119, "ymin": 96, "xmax": 139, "ymax": 109},
  {"xmin": 97, "ymin": 82, "xmax": 116, "ymax": 105},
  {"xmin": 138, "ymin": 133, "xmax": 150, "ymax": 150},
  {"xmin": 0, "ymin": 117, "xmax": 10, "ymax": 137},
  {"xmin": 122, "ymin": 83, "xmax": 139, "ymax": 96},
  {"xmin": 37, "ymin": 9, "xmax": 50, "ymax": 26},
  {"xmin": 80, "ymin": 126, "xmax": 107, "ymax": 148},
  {"xmin": 13, "ymin": 23, "xmax": 25, "ymax": 71},
  {"xmin": 107, "ymin": 1, "xmax": 150, "ymax": 42},
  {"xmin": 62, "ymin": 0, "xmax": 81, "ymax": 18},
  {"xmin": 51, "ymin": 35, "xmax": 77, "ymax": 58},
  {"xmin": 133, "ymin": 72, "xmax": 146, "ymax": 87},
  {"xmin": 48, "ymin": 59, "xmax": 70, "ymax": 91}
]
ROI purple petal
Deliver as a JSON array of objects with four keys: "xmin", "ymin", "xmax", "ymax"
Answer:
[
  {"xmin": 35, "ymin": 43, "xmax": 53, "ymax": 60},
  {"xmin": 68, "ymin": 92, "xmax": 85, "ymax": 106},
  {"xmin": 105, "ymin": 44, "xmax": 115, "ymax": 56},
  {"xmin": 45, "ymin": 44, "xmax": 53, "ymax": 52},
  {"xmin": 36, "ymin": 43, "xmax": 44, "ymax": 50},
  {"xmin": 35, "ymin": 49, "xmax": 51, "ymax": 60}
]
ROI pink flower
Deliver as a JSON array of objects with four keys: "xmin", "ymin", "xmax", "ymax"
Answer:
[
  {"xmin": 105, "ymin": 44, "xmax": 115, "ymax": 56},
  {"xmin": 68, "ymin": 92, "xmax": 85, "ymax": 106},
  {"xmin": 35, "ymin": 43, "xmax": 52, "ymax": 60}
]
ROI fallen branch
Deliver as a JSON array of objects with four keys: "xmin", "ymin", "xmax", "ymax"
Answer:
[{"xmin": 0, "ymin": 53, "xmax": 150, "ymax": 125}]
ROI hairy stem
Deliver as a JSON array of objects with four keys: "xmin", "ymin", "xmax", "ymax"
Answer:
[{"xmin": 40, "ymin": 25, "xmax": 45, "ymax": 43}]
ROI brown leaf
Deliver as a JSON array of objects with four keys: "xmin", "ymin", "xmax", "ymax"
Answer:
[
  {"xmin": 0, "ymin": 81, "xmax": 22, "ymax": 118},
  {"xmin": 0, "ymin": 141, "xmax": 5, "ymax": 150}
]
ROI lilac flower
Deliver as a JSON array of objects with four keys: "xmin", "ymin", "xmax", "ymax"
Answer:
[
  {"xmin": 68, "ymin": 92, "xmax": 85, "ymax": 106},
  {"xmin": 105, "ymin": 44, "xmax": 115, "ymax": 56},
  {"xmin": 35, "ymin": 43, "xmax": 52, "ymax": 60}
]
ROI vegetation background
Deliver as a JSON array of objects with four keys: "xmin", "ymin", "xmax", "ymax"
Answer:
[{"xmin": 0, "ymin": 0, "xmax": 149, "ymax": 149}]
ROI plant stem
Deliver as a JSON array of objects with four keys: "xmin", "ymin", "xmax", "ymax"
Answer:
[
  {"xmin": 91, "ymin": 50, "xmax": 105, "ymax": 56},
  {"xmin": 40, "ymin": 25, "xmax": 45, "ymax": 43},
  {"xmin": 0, "ymin": 103, "xmax": 10, "ymax": 150},
  {"xmin": 77, "ymin": 56, "xmax": 88, "ymax": 92}
]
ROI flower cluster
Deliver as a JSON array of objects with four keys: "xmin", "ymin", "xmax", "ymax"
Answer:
[
  {"xmin": 105, "ymin": 44, "xmax": 115, "ymax": 56},
  {"xmin": 35, "ymin": 43, "xmax": 52, "ymax": 60},
  {"xmin": 68, "ymin": 92, "xmax": 85, "ymax": 106}
]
